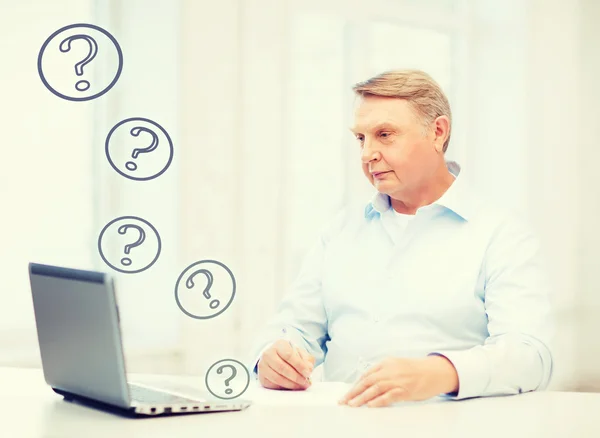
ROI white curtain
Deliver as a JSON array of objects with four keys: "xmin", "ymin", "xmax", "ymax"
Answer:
[{"xmin": 0, "ymin": 0, "xmax": 98, "ymax": 364}]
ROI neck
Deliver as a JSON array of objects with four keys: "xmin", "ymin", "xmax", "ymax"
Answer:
[{"xmin": 390, "ymin": 161, "xmax": 455, "ymax": 215}]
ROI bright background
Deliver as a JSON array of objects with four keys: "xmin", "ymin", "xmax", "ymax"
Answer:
[{"xmin": 0, "ymin": 0, "xmax": 596, "ymax": 392}]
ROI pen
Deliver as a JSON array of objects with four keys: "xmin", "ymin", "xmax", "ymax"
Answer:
[{"xmin": 281, "ymin": 327, "xmax": 312, "ymax": 384}]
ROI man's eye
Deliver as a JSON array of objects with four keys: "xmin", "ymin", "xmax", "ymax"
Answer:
[
  {"xmin": 356, "ymin": 135, "xmax": 364, "ymax": 142},
  {"xmin": 380, "ymin": 132, "xmax": 390, "ymax": 138}
]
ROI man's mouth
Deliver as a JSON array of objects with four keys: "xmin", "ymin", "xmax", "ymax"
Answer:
[{"xmin": 372, "ymin": 171, "xmax": 391, "ymax": 179}]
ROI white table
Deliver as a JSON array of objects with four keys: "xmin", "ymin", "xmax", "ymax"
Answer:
[{"xmin": 1, "ymin": 366, "xmax": 598, "ymax": 438}]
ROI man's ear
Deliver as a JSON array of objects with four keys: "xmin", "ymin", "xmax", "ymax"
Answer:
[{"xmin": 433, "ymin": 116, "xmax": 450, "ymax": 152}]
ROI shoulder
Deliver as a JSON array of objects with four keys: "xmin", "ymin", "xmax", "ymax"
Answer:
[
  {"xmin": 469, "ymin": 194, "xmax": 543, "ymax": 275},
  {"xmin": 467, "ymin": 190, "xmax": 536, "ymax": 241}
]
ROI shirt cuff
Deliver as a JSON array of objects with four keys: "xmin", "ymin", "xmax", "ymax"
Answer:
[
  {"xmin": 428, "ymin": 349, "xmax": 490, "ymax": 400},
  {"xmin": 252, "ymin": 343, "xmax": 275, "ymax": 378}
]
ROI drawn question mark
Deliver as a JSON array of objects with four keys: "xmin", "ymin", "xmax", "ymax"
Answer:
[
  {"xmin": 216, "ymin": 364, "xmax": 237, "ymax": 395},
  {"xmin": 58, "ymin": 34, "xmax": 98, "ymax": 92},
  {"xmin": 125, "ymin": 127, "xmax": 159, "ymax": 171},
  {"xmin": 117, "ymin": 224, "xmax": 146, "ymax": 266},
  {"xmin": 186, "ymin": 269, "xmax": 220, "ymax": 309}
]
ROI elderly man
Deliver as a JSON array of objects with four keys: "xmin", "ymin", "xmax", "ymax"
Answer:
[{"xmin": 249, "ymin": 69, "xmax": 553, "ymax": 408}]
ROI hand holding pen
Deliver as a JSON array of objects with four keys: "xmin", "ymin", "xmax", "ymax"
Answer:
[{"xmin": 257, "ymin": 327, "xmax": 315, "ymax": 390}]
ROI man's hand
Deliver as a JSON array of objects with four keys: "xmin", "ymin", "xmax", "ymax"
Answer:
[
  {"xmin": 339, "ymin": 355, "xmax": 459, "ymax": 407},
  {"xmin": 257, "ymin": 339, "xmax": 316, "ymax": 390}
]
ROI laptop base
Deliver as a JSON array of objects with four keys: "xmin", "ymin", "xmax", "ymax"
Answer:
[{"xmin": 53, "ymin": 387, "xmax": 248, "ymax": 417}]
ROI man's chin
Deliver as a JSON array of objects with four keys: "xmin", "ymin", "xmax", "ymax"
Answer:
[{"xmin": 373, "ymin": 181, "xmax": 394, "ymax": 194}]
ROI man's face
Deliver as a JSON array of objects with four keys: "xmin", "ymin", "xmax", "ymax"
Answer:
[{"xmin": 351, "ymin": 95, "xmax": 441, "ymax": 198}]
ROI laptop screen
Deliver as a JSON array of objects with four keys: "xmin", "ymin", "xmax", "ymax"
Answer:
[{"xmin": 28, "ymin": 263, "xmax": 130, "ymax": 408}]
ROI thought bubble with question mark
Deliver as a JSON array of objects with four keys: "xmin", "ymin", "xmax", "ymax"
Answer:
[
  {"xmin": 117, "ymin": 223, "xmax": 146, "ymax": 266},
  {"xmin": 58, "ymin": 34, "xmax": 98, "ymax": 92},
  {"xmin": 205, "ymin": 359, "xmax": 250, "ymax": 400},
  {"xmin": 174, "ymin": 260, "xmax": 236, "ymax": 319},
  {"xmin": 185, "ymin": 268, "xmax": 220, "ymax": 309},
  {"xmin": 38, "ymin": 23, "xmax": 122, "ymax": 101},
  {"xmin": 217, "ymin": 365, "xmax": 237, "ymax": 395},
  {"xmin": 125, "ymin": 127, "xmax": 159, "ymax": 171},
  {"xmin": 98, "ymin": 216, "xmax": 161, "ymax": 274},
  {"xmin": 105, "ymin": 117, "xmax": 174, "ymax": 181}
]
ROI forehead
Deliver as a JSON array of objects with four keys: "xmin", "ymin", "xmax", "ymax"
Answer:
[{"xmin": 352, "ymin": 95, "xmax": 418, "ymax": 130}]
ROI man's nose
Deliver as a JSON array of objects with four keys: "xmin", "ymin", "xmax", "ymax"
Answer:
[{"xmin": 361, "ymin": 139, "xmax": 380, "ymax": 163}]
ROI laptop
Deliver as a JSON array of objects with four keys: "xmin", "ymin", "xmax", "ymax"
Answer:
[{"xmin": 28, "ymin": 262, "xmax": 252, "ymax": 417}]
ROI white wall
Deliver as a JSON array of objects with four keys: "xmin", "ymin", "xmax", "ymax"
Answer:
[
  {"xmin": 573, "ymin": 0, "xmax": 600, "ymax": 391},
  {"xmin": 524, "ymin": 0, "xmax": 582, "ymax": 391}
]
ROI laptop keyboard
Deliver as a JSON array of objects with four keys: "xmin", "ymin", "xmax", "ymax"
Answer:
[{"xmin": 128, "ymin": 384, "xmax": 200, "ymax": 404}]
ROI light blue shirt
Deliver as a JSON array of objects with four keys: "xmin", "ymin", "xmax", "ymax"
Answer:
[{"xmin": 249, "ymin": 161, "xmax": 554, "ymax": 399}]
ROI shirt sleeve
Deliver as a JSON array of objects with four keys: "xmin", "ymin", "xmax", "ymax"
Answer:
[
  {"xmin": 246, "ymin": 208, "xmax": 347, "ymax": 375},
  {"xmin": 429, "ymin": 212, "xmax": 555, "ymax": 400}
]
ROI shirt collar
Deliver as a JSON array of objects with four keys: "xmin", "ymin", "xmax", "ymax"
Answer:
[{"xmin": 364, "ymin": 160, "xmax": 471, "ymax": 221}]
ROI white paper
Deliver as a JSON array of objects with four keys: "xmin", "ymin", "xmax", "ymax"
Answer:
[{"xmin": 244, "ymin": 381, "xmax": 352, "ymax": 406}]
